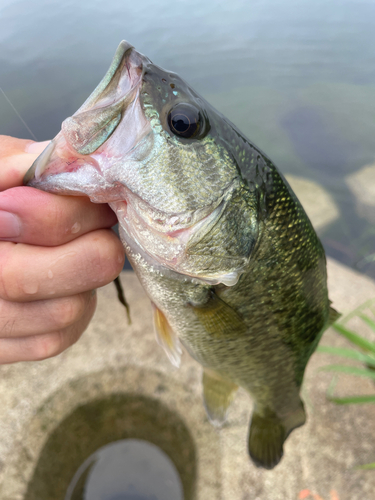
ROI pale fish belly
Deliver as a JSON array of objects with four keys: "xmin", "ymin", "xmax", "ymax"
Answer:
[{"xmin": 122, "ymin": 230, "xmax": 302, "ymax": 425}]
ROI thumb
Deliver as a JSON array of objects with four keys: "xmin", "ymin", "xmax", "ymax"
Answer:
[{"xmin": 0, "ymin": 135, "xmax": 50, "ymax": 191}]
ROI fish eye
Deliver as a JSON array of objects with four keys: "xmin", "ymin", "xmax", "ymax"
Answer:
[{"xmin": 167, "ymin": 103, "xmax": 203, "ymax": 139}]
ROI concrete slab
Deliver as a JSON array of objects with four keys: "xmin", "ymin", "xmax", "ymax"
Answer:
[
  {"xmin": 220, "ymin": 259, "xmax": 375, "ymax": 500},
  {"xmin": 0, "ymin": 258, "xmax": 374, "ymax": 500}
]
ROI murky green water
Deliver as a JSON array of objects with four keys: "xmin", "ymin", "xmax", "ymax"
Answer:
[
  {"xmin": 24, "ymin": 393, "xmax": 196, "ymax": 500},
  {"xmin": 1, "ymin": 0, "xmax": 375, "ymax": 277}
]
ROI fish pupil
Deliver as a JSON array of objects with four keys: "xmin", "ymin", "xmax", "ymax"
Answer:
[
  {"xmin": 172, "ymin": 113, "xmax": 194, "ymax": 133},
  {"xmin": 167, "ymin": 103, "xmax": 201, "ymax": 138}
]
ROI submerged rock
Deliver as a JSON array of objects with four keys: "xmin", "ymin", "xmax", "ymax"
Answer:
[
  {"xmin": 285, "ymin": 174, "xmax": 340, "ymax": 231},
  {"xmin": 346, "ymin": 163, "xmax": 375, "ymax": 224}
]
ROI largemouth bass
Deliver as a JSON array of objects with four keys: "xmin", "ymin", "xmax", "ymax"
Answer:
[{"xmin": 24, "ymin": 41, "xmax": 338, "ymax": 469}]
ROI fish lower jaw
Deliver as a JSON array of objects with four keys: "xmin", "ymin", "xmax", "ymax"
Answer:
[
  {"xmin": 122, "ymin": 177, "xmax": 241, "ymax": 236},
  {"xmin": 110, "ymin": 191, "xmax": 245, "ymax": 287},
  {"xmin": 117, "ymin": 221, "xmax": 243, "ymax": 288}
]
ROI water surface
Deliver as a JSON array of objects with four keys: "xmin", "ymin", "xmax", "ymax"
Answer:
[
  {"xmin": 65, "ymin": 439, "xmax": 183, "ymax": 500},
  {"xmin": 1, "ymin": 0, "xmax": 375, "ymax": 277}
]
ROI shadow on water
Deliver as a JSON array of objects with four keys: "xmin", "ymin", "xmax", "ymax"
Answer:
[{"xmin": 24, "ymin": 394, "xmax": 196, "ymax": 500}]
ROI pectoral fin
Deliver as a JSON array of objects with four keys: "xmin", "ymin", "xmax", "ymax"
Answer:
[
  {"xmin": 192, "ymin": 290, "xmax": 248, "ymax": 339},
  {"xmin": 202, "ymin": 368, "xmax": 238, "ymax": 426},
  {"xmin": 152, "ymin": 304, "xmax": 182, "ymax": 368}
]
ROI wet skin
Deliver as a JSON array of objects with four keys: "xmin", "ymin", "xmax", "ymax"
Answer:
[{"xmin": 0, "ymin": 136, "xmax": 124, "ymax": 364}]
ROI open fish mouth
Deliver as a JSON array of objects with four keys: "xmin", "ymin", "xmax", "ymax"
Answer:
[{"xmin": 24, "ymin": 41, "xmax": 149, "ymax": 192}]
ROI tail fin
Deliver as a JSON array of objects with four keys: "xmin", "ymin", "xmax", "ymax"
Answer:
[{"xmin": 248, "ymin": 402, "xmax": 306, "ymax": 469}]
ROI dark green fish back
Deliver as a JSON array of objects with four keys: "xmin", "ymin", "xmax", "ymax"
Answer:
[
  {"xmin": 262, "ymin": 168, "xmax": 328, "ymax": 385},
  {"xmin": 210, "ymin": 113, "xmax": 330, "ymax": 386}
]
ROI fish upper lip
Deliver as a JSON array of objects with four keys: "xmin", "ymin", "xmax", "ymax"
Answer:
[{"xmin": 74, "ymin": 40, "xmax": 136, "ymax": 115}]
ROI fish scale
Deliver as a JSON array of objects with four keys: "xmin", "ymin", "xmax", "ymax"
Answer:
[{"xmin": 25, "ymin": 40, "xmax": 339, "ymax": 470}]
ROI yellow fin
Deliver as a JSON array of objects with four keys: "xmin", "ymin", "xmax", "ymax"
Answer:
[
  {"xmin": 202, "ymin": 368, "xmax": 238, "ymax": 426},
  {"xmin": 152, "ymin": 304, "xmax": 182, "ymax": 368}
]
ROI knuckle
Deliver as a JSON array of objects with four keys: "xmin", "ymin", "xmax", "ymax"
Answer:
[
  {"xmin": 28, "ymin": 332, "xmax": 64, "ymax": 360},
  {"xmin": 85, "ymin": 230, "xmax": 124, "ymax": 284},
  {"xmin": 0, "ymin": 300, "xmax": 15, "ymax": 337},
  {"xmin": 49, "ymin": 294, "xmax": 88, "ymax": 330},
  {"xmin": 0, "ymin": 319, "xmax": 16, "ymax": 337},
  {"xmin": 47, "ymin": 205, "xmax": 72, "ymax": 245},
  {"xmin": 0, "ymin": 243, "xmax": 20, "ymax": 301}
]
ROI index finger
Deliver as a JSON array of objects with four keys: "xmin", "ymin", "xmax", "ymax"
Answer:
[{"xmin": 0, "ymin": 135, "xmax": 50, "ymax": 191}]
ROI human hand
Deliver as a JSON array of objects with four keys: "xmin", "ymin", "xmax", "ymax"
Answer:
[{"xmin": 0, "ymin": 135, "xmax": 125, "ymax": 363}]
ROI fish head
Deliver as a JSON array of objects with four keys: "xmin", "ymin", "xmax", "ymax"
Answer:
[{"xmin": 25, "ymin": 41, "xmax": 259, "ymax": 286}]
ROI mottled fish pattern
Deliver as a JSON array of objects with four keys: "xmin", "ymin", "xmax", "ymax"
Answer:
[{"xmin": 25, "ymin": 41, "xmax": 338, "ymax": 469}]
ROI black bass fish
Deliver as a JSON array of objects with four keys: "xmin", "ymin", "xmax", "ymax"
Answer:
[{"xmin": 24, "ymin": 41, "xmax": 338, "ymax": 469}]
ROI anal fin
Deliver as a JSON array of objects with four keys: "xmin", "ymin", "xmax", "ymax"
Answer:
[
  {"xmin": 248, "ymin": 402, "xmax": 306, "ymax": 469},
  {"xmin": 203, "ymin": 368, "xmax": 238, "ymax": 426},
  {"xmin": 152, "ymin": 304, "xmax": 182, "ymax": 368}
]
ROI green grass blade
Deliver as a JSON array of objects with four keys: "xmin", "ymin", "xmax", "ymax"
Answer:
[
  {"xmin": 326, "ymin": 374, "xmax": 338, "ymax": 399},
  {"xmin": 316, "ymin": 346, "xmax": 375, "ymax": 366},
  {"xmin": 355, "ymin": 462, "xmax": 375, "ymax": 470},
  {"xmin": 332, "ymin": 324, "xmax": 375, "ymax": 354},
  {"xmin": 341, "ymin": 298, "xmax": 375, "ymax": 324},
  {"xmin": 328, "ymin": 395, "xmax": 375, "ymax": 405},
  {"xmin": 359, "ymin": 313, "xmax": 375, "ymax": 332},
  {"xmin": 320, "ymin": 365, "xmax": 375, "ymax": 380}
]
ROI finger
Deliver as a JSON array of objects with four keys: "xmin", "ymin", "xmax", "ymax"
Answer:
[
  {"xmin": 0, "ymin": 291, "xmax": 96, "ymax": 364},
  {"xmin": 0, "ymin": 186, "xmax": 117, "ymax": 245},
  {"xmin": 0, "ymin": 291, "xmax": 93, "ymax": 338},
  {"xmin": 0, "ymin": 229, "xmax": 125, "ymax": 302},
  {"xmin": 0, "ymin": 136, "xmax": 50, "ymax": 191}
]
